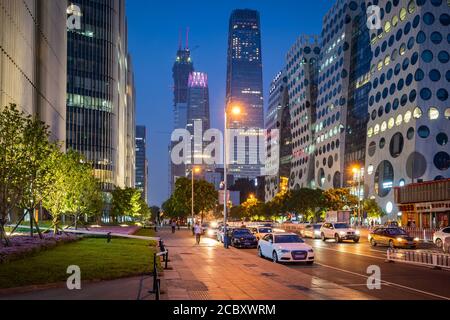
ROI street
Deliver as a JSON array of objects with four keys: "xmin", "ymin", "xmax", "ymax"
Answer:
[{"xmin": 239, "ymin": 236, "xmax": 450, "ymax": 300}]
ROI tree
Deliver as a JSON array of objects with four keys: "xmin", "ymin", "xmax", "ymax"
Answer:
[
  {"xmin": 0, "ymin": 105, "xmax": 29, "ymax": 245},
  {"xmin": 111, "ymin": 187, "xmax": 150, "ymax": 223},
  {"xmin": 323, "ymin": 188, "xmax": 358, "ymax": 211},
  {"xmin": 363, "ymin": 199, "xmax": 386, "ymax": 219},
  {"xmin": 286, "ymin": 188, "xmax": 325, "ymax": 222},
  {"xmin": 194, "ymin": 180, "xmax": 218, "ymax": 222},
  {"xmin": 150, "ymin": 206, "xmax": 160, "ymax": 223}
]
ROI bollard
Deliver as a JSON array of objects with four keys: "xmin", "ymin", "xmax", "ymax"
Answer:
[
  {"xmin": 165, "ymin": 250, "xmax": 169, "ymax": 270},
  {"xmin": 149, "ymin": 252, "xmax": 158, "ymax": 294}
]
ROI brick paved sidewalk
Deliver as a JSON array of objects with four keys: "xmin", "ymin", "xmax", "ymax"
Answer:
[{"xmin": 158, "ymin": 228, "xmax": 374, "ymax": 300}]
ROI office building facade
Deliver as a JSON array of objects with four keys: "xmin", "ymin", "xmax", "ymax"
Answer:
[
  {"xmin": 365, "ymin": 0, "xmax": 450, "ymax": 221},
  {"xmin": 226, "ymin": 9, "xmax": 264, "ymax": 179},
  {"xmin": 136, "ymin": 125, "xmax": 148, "ymax": 203},
  {"xmin": 0, "ymin": 0, "xmax": 67, "ymax": 143}
]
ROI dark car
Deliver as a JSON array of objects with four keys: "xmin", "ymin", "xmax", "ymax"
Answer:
[
  {"xmin": 230, "ymin": 228, "xmax": 258, "ymax": 249},
  {"xmin": 369, "ymin": 227, "xmax": 418, "ymax": 249}
]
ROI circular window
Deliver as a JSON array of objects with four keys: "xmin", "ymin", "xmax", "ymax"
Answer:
[
  {"xmin": 368, "ymin": 165, "xmax": 374, "ymax": 175},
  {"xmin": 416, "ymin": 31, "xmax": 426, "ymax": 44},
  {"xmin": 368, "ymin": 127, "xmax": 373, "ymax": 138},
  {"xmin": 428, "ymin": 107, "xmax": 440, "ymax": 120},
  {"xmin": 434, "ymin": 152, "xmax": 450, "ymax": 171},
  {"xmin": 388, "ymin": 117, "xmax": 395, "ymax": 129},
  {"xmin": 386, "ymin": 202, "xmax": 394, "ymax": 214},
  {"xmin": 406, "ymin": 152, "xmax": 427, "ymax": 179},
  {"xmin": 318, "ymin": 168, "xmax": 325, "ymax": 187},
  {"xmin": 390, "ymin": 133, "xmax": 404, "ymax": 158},
  {"xmin": 423, "ymin": 12, "xmax": 435, "ymax": 25},
  {"xmin": 368, "ymin": 141, "xmax": 376, "ymax": 157},
  {"xmin": 430, "ymin": 32, "xmax": 443, "ymax": 44},
  {"xmin": 399, "ymin": 179, "xmax": 406, "ymax": 187},
  {"xmin": 436, "ymin": 133, "xmax": 448, "ymax": 146},
  {"xmin": 418, "ymin": 125, "xmax": 430, "ymax": 138},
  {"xmin": 328, "ymin": 156, "xmax": 334, "ymax": 168},
  {"xmin": 374, "ymin": 161, "xmax": 394, "ymax": 198},
  {"xmin": 440, "ymin": 13, "xmax": 450, "ymax": 26},
  {"xmin": 438, "ymin": 51, "xmax": 450, "ymax": 63},
  {"xmin": 421, "ymin": 50, "xmax": 434, "ymax": 63},
  {"xmin": 420, "ymin": 88, "xmax": 432, "ymax": 100},
  {"xmin": 404, "ymin": 111, "xmax": 412, "ymax": 123},
  {"xmin": 429, "ymin": 69, "xmax": 441, "ymax": 82},
  {"xmin": 333, "ymin": 172, "xmax": 341, "ymax": 188},
  {"xmin": 380, "ymin": 138, "xmax": 386, "ymax": 149},
  {"xmin": 437, "ymin": 89, "xmax": 448, "ymax": 101},
  {"xmin": 445, "ymin": 108, "xmax": 450, "ymax": 120},
  {"xmin": 396, "ymin": 114, "xmax": 403, "ymax": 126},
  {"xmin": 413, "ymin": 107, "xmax": 423, "ymax": 119},
  {"xmin": 407, "ymin": 127, "xmax": 415, "ymax": 140}
]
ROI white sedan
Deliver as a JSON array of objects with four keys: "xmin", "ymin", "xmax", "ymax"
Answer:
[
  {"xmin": 258, "ymin": 233, "xmax": 314, "ymax": 264},
  {"xmin": 433, "ymin": 227, "xmax": 450, "ymax": 248}
]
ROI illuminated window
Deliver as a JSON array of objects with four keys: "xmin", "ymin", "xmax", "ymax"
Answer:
[
  {"xmin": 374, "ymin": 124, "xmax": 380, "ymax": 135},
  {"xmin": 413, "ymin": 107, "xmax": 423, "ymax": 119},
  {"xmin": 400, "ymin": 44, "xmax": 406, "ymax": 56},
  {"xmin": 388, "ymin": 118, "xmax": 395, "ymax": 129},
  {"xmin": 396, "ymin": 114, "xmax": 403, "ymax": 126},
  {"xmin": 384, "ymin": 21, "xmax": 392, "ymax": 33},
  {"xmin": 384, "ymin": 55, "xmax": 391, "ymax": 66},
  {"xmin": 408, "ymin": 1, "xmax": 416, "ymax": 14},
  {"xmin": 368, "ymin": 165, "xmax": 374, "ymax": 175},
  {"xmin": 392, "ymin": 15, "xmax": 399, "ymax": 27},
  {"xmin": 400, "ymin": 8, "xmax": 407, "ymax": 21},
  {"xmin": 445, "ymin": 108, "xmax": 450, "ymax": 120},
  {"xmin": 381, "ymin": 121, "xmax": 387, "ymax": 132},
  {"xmin": 428, "ymin": 107, "xmax": 440, "ymax": 120},
  {"xmin": 404, "ymin": 111, "xmax": 412, "ymax": 123},
  {"xmin": 368, "ymin": 127, "xmax": 373, "ymax": 138},
  {"xmin": 377, "ymin": 61, "xmax": 383, "ymax": 71}
]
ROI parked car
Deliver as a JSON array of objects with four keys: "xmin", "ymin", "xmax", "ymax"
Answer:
[
  {"xmin": 433, "ymin": 227, "xmax": 450, "ymax": 248},
  {"xmin": 250, "ymin": 226, "xmax": 273, "ymax": 240},
  {"xmin": 258, "ymin": 233, "xmax": 314, "ymax": 264},
  {"xmin": 230, "ymin": 228, "xmax": 258, "ymax": 248},
  {"xmin": 320, "ymin": 222, "xmax": 360, "ymax": 243},
  {"xmin": 368, "ymin": 227, "xmax": 418, "ymax": 249},
  {"xmin": 301, "ymin": 224, "xmax": 323, "ymax": 239}
]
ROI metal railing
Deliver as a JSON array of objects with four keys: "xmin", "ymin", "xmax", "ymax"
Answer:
[
  {"xmin": 149, "ymin": 240, "xmax": 170, "ymax": 300},
  {"xmin": 386, "ymin": 249, "xmax": 450, "ymax": 270}
]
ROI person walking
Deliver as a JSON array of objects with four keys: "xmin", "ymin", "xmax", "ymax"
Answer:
[
  {"xmin": 171, "ymin": 220, "xmax": 176, "ymax": 234},
  {"xmin": 194, "ymin": 222, "xmax": 203, "ymax": 245}
]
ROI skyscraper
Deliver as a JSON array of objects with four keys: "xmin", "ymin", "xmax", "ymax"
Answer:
[
  {"xmin": 66, "ymin": 0, "xmax": 135, "ymax": 192},
  {"xmin": 136, "ymin": 125, "xmax": 148, "ymax": 203},
  {"xmin": 226, "ymin": 9, "xmax": 264, "ymax": 179},
  {"xmin": 187, "ymin": 72, "xmax": 210, "ymax": 170},
  {"xmin": 0, "ymin": 0, "xmax": 67, "ymax": 143},
  {"xmin": 170, "ymin": 39, "xmax": 194, "ymax": 193}
]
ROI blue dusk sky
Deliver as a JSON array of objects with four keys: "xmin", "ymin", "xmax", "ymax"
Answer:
[{"xmin": 126, "ymin": 0, "xmax": 330, "ymax": 206}]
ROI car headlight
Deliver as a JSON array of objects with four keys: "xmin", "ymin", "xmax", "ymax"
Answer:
[
  {"xmin": 355, "ymin": 230, "xmax": 360, "ymax": 235},
  {"xmin": 396, "ymin": 238, "xmax": 404, "ymax": 242},
  {"xmin": 280, "ymin": 249, "xmax": 290, "ymax": 254},
  {"xmin": 414, "ymin": 237, "xmax": 419, "ymax": 241},
  {"xmin": 314, "ymin": 231, "xmax": 321, "ymax": 235},
  {"xmin": 340, "ymin": 231, "xmax": 346, "ymax": 236},
  {"xmin": 308, "ymin": 249, "xmax": 314, "ymax": 253}
]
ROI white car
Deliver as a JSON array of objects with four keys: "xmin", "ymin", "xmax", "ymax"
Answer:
[
  {"xmin": 433, "ymin": 227, "xmax": 450, "ymax": 248},
  {"xmin": 320, "ymin": 222, "xmax": 360, "ymax": 243},
  {"xmin": 250, "ymin": 226, "xmax": 273, "ymax": 240},
  {"xmin": 258, "ymin": 233, "xmax": 314, "ymax": 264},
  {"xmin": 301, "ymin": 224, "xmax": 323, "ymax": 239}
]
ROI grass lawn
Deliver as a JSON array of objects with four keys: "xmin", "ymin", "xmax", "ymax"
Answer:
[
  {"xmin": 133, "ymin": 228, "xmax": 156, "ymax": 237},
  {"xmin": 0, "ymin": 237, "xmax": 156, "ymax": 289}
]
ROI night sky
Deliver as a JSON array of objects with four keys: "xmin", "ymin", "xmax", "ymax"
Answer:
[{"xmin": 126, "ymin": 0, "xmax": 330, "ymax": 206}]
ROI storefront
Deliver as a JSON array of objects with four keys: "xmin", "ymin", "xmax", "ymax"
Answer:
[{"xmin": 395, "ymin": 179, "xmax": 450, "ymax": 229}]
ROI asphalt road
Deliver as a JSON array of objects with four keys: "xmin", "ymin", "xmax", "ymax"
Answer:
[{"xmin": 235, "ymin": 236, "xmax": 450, "ymax": 300}]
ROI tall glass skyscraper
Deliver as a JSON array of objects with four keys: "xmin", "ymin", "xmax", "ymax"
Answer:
[
  {"xmin": 136, "ymin": 125, "xmax": 148, "ymax": 203},
  {"xmin": 66, "ymin": 0, "xmax": 135, "ymax": 192},
  {"xmin": 226, "ymin": 9, "xmax": 264, "ymax": 179},
  {"xmin": 170, "ymin": 44, "xmax": 194, "ymax": 193}
]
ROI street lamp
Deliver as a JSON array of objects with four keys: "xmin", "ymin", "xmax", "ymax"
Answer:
[
  {"xmin": 223, "ymin": 105, "xmax": 241, "ymax": 248},
  {"xmin": 352, "ymin": 166, "xmax": 363, "ymax": 226},
  {"xmin": 191, "ymin": 166, "xmax": 201, "ymax": 234}
]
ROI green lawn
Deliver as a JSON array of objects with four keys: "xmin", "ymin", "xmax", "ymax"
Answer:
[
  {"xmin": 0, "ymin": 238, "xmax": 156, "ymax": 289},
  {"xmin": 133, "ymin": 228, "xmax": 156, "ymax": 237}
]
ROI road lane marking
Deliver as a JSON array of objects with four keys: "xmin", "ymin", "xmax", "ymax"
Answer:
[
  {"xmin": 315, "ymin": 262, "xmax": 450, "ymax": 300},
  {"xmin": 311, "ymin": 245, "xmax": 386, "ymax": 260}
]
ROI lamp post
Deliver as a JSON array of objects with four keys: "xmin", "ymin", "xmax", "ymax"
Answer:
[
  {"xmin": 352, "ymin": 167, "xmax": 363, "ymax": 226},
  {"xmin": 191, "ymin": 167, "xmax": 201, "ymax": 234},
  {"xmin": 223, "ymin": 105, "xmax": 241, "ymax": 248}
]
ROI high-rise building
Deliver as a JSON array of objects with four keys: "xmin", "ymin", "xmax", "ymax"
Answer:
[
  {"xmin": 187, "ymin": 71, "xmax": 210, "ymax": 170},
  {"xmin": 286, "ymin": 35, "xmax": 321, "ymax": 191},
  {"xmin": 226, "ymin": 9, "xmax": 264, "ymax": 179},
  {"xmin": 365, "ymin": 0, "xmax": 450, "ymax": 222},
  {"xmin": 170, "ymin": 43, "xmax": 194, "ymax": 193},
  {"xmin": 136, "ymin": 125, "xmax": 148, "ymax": 203},
  {"xmin": 0, "ymin": 0, "xmax": 67, "ymax": 143},
  {"xmin": 66, "ymin": 0, "xmax": 135, "ymax": 191},
  {"xmin": 313, "ymin": 1, "xmax": 371, "ymax": 194},
  {"xmin": 265, "ymin": 70, "xmax": 290, "ymax": 202}
]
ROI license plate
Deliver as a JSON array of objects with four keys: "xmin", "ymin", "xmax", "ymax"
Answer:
[{"xmin": 294, "ymin": 254, "xmax": 306, "ymax": 260}]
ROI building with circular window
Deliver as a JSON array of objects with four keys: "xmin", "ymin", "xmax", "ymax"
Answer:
[{"xmin": 365, "ymin": 0, "xmax": 450, "ymax": 220}]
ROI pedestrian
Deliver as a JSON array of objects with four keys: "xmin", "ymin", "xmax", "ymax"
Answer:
[
  {"xmin": 194, "ymin": 222, "xmax": 203, "ymax": 245},
  {"xmin": 171, "ymin": 220, "xmax": 176, "ymax": 234},
  {"xmin": 177, "ymin": 220, "xmax": 180, "ymax": 231},
  {"xmin": 154, "ymin": 219, "xmax": 158, "ymax": 232}
]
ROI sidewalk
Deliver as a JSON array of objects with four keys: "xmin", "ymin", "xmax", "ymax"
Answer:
[{"xmin": 159, "ymin": 228, "xmax": 373, "ymax": 300}]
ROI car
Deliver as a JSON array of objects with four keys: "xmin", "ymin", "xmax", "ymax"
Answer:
[
  {"xmin": 368, "ymin": 227, "xmax": 418, "ymax": 249},
  {"xmin": 301, "ymin": 224, "xmax": 323, "ymax": 239},
  {"xmin": 258, "ymin": 233, "xmax": 314, "ymax": 264},
  {"xmin": 250, "ymin": 226, "xmax": 273, "ymax": 240},
  {"xmin": 230, "ymin": 228, "xmax": 258, "ymax": 248},
  {"xmin": 202, "ymin": 222, "xmax": 219, "ymax": 238},
  {"xmin": 320, "ymin": 222, "xmax": 360, "ymax": 243},
  {"xmin": 433, "ymin": 227, "xmax": 450, "ymax": 248}
]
